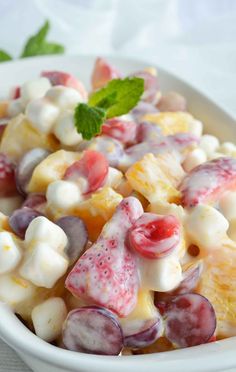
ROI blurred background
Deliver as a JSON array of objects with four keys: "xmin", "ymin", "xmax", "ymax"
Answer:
[
  {"xmin": 0, "ymin": 0, "xmax": 236, "ymax": 370},
  {"xmin": 0, "ymin": 0, "xmax": 236, "ymax": 116}
]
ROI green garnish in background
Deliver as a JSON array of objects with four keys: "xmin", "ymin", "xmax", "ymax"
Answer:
[
  {"xmin": 74, "ymin": 77, "xmax": 144, "ymax": 140},
  {"xmin": 0, "ymin": 20, "xmax": 64, "ymax": 63}
]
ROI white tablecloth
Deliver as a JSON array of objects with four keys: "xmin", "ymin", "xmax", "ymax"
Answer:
[{"xmin": 0, "ymin": 0, "xmax": 236, "ymax": 370}]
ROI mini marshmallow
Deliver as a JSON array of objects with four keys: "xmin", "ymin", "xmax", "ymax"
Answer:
[
  {"xmin": 26, "ymin": 98, "xmax": 59, "ymax": 134},
  {"xmin": 199, "ymin": 135, "xmax": 220, "ymax": 156},
  {"xmin": 32, "ymin": 297, "xmax": 67, "ymax": 342},
  {"xmin": 20, "ymin": 242, "xmax": 69, "ymax": 288},
  {"xmin": 8, "ymin": 98, "xmax": 24, "ymax": 117},
  {"xmin": 46, "ymin": 180, "xmax": 82, "ymax": 210},
  {"xmin": 227, "ymin": 219, "xmax": 236, "ymax": 242},
  {"xmin": 45, "ymin": 86, "xmax": 83, "ymax": 109},
  {"xmin": 140, "ymin": 254, "xmax": 182, "ymax": 292},
  {"xmin": 0, "ymin": 232, "xmax": 22, "ymax": 274},
  {"xmin": 105, "ymin": 167, "xmax": 123, "ymax": 189},
  {"xmin": 21, "ymin": 78, "xmax": 51, "ymax": 104},
  {"xmin": 186, "ymin": 204, "xmax": 229, "ymax": 249},
  {"xmin": 183, "ymin": 148, "xmax": 207, "ymax": 172},
  {"xmin": 25, "ymin": 216, "xmax": 68, "ymax": 254},
  {"xmin": 188, "ymin": 119, "xmax": 203, "ymax": 138},
  {"xmin": 219, "ymin": 142, "xmax": 236, "ymax": 156},
  {"xmin": 219, "ymin": 192, "xmax": 236, "ymax": 221},
  {"xmin": 0, "ymin": 274, "xmax": 35, "ymax": 306},
  {"xmin": 53, "ymin": 111, "xmax": 82, "ymax": 146}
]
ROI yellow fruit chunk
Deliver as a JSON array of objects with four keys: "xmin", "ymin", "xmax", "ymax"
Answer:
[
  {"xmin": 0, "ymin": 101, "xmax": 8, "ymax": 118},
  {"xmin": 142, "ymin": 112, "xmax": 195, "ymax": 135},
  {"xmin": 121, "ymin": 290, "xmax": 157, "ymax": 322},
  {"xmin": 126, "ymin": 153, "xmax": 181, "ymax": 203},
  {"xmin": 197, "ymin": 242, "xmax": 236, "ymax": 338},
  {"xmin": 0, "ymin": 114, "xmax": 59, "ymax": 161},
  {"xmin": 28, "ymin": 150, "xmax": 82, "ymax": 193},
  {"xmin": 72, "ymin": 187, "xmax": 123, "ymax": 241}
]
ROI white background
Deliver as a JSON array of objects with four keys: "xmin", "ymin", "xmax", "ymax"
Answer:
[{"xmin": 0, "ymin": 0, "xmax": 236, "ymax": 370}]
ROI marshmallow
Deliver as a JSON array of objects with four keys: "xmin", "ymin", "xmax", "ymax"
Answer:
[
  {"xmin": 219, "ymin": 142, "xmax": 236, "ymax": 156},
  {"xmin": 21, "ymin": 78, "xmax": 51, "ymax": 104},
  {"xmin": 32, "ymin": 297, "xmax": 67, "ymax": 342},
  {"xmin": 20, "ymin": 242, "xmax": 69, "ymax": 288},
  {"xmin": 199, "ymin": 135, "xmax": 220, "ymax": 156},
  {"xmin": 186, "ymin": 204, "xmax": 229, "ymax": 249},
  {"xmin": 26, "ymin": 98, "xmax": 59, "ymax": 134},
  {"xmin": 219, "ymin": 192, "xmax": 236, "ymax": 221},
  {"xmin": 53, "ymin": 111, "xmax": 82, "ymax": 146},
  {"xmin": 45, "ymin": 86, "xmax": 83, "ymax": 109},
  {"xmin": 25, "ymin": 216, "xmax": 68, "ymax": 254},
  {"xmin": 188, "ymin": 119, "xmax": 203, "ymax": 138},
  {"xmin": 46, "ymin": 180, "xmax": 82, "ymax": 210},
  {"xmin": 0, "ymin": 232, "xmax": 22, "ymax": 274},
  {"xmin": 0, "ymin": 274, "xmax": 35, "ymax": 306},
  {"xmin": 183, "ymin": 148, "xmax": 207, "ymax": 172},
  {"xmin": 105, "ymin": 167, "xmax": 123, "ymax": 189},
  {"xmin": 140, "ymin": 254, "xmax": 182, "ymax": 292}
]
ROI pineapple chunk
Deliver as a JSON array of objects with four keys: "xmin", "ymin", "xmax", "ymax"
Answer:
[
  {"xmin": 28, "ymin": 150, "xmax": 82, "ymax": 193},
  {"xmin": 142, "ymin": 112, "xmax": 196, "ymax": 135},
  {"xmin": 0, "ymin": 114, "xmax": 59, "ymax": 161},
  {"xmin": 126, "ymin": 153, "xmax": 181, "ymax": 203},
  {"xmin": 72, "ymin": 187, "xmax": 123, "ymax": 241},
  {"xmin": 197, "ymin": 242, "xmax": 236, "ymax": 338}
]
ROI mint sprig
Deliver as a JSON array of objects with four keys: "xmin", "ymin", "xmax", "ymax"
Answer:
[
  {"xmin": 74, "ymin": 77, "xmax": 144, "ymax": 140},
  {"xmin": 0, "ymin": 20, "xmax": 64, "ymax": 63}
]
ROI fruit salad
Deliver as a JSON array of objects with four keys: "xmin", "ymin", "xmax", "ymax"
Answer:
[{"xmin": 0, "ymin": 57, "xmax": 236, "ymax": 356}]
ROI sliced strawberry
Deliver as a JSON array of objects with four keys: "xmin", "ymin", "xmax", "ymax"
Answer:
[
  {"xmin": 64, "ymin": 150, "xmax": 109, "ymax": 194},
  {"xmin": 130, "ymin": 70, "xmax": 159, "ymax": 104},
  {"xmin": 179, "ymin": 157, "xmax": 236, "ymax": 207},
  {"xmin": 129, "ymin": 213, "xmax": 180, "ymax": 259},
  {"xmin": 0, "ymin": 153, "xmax": 17, "ymax": 196},
  {"xmin": 41, "ymin": 70, "xmax": 87, "ymax": 100},
  {"xmin": 101, "ymin": 118, "xmax": 137, "ymax": 145},
  {"xmin": 65, "ymin": 197, "xmax": 144, "ymax": 317},
  {"xmin": 91, "ymin": 58, "xmax": 121, "ymax": 90}
]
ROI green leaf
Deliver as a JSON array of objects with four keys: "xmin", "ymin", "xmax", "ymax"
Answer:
[
  {"xmin": 89, "ymin": 77, "xmax": 144, "ymax": 118},
  {"xmin": 74, "ymin": 103, "xmax": 106, "ymax": 140},
  {"xmin": 21, "ymin": 20, "xmax": 65, "ymax": 58},
  {"xmin": 0, "ymin": 50, "xmax": 12, "ymax": 62}
]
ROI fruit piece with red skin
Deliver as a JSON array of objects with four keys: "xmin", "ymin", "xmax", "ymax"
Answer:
[
  {"xmin": 56, "ymin": 216, "xmax": 88, "ymax": 265},
  {"xmin": 136, "ymin": 121, "xmax": 161, "ymax": 143},
  {"xmin": 156, "ymin": 293, "xmax": 216, "ymax": 348},
  {"xmin": 101, "ymin": 118, "xmax": 137, "ymax": 145},
  {"xmin": 41, "ymin": 70, "xmax": 87, "ymax": 100},
  {"xmin": 15, "ymin": 148, "xmax": 50, "ymax": 195},
  {"xmin": 130, "ymin": 70, "xmax": 159, "ymax": 104},
  {"xmin": 65, "ymin": 197, "xmax": 143, "ymax": 317},
  {"xmin": 22, "ymin": 193, "xmax": 46, "ymax": 213},
  {"xmin": 9, "ymin": 207, "xmax": 42, "ymax": 239},
  {"xmin": 10, "ymin": 86, "xmax": 21, "ymax": 100},
  {"xmin": 132, "ymin": 101, "xmax": 158, "ymax": 121},
  {"xmin": 63, "ymin": 150, "xmax": 109, "ymax": 194},
  {"xmin": 91, "ymin": 57, "xmax": 121, "ymax": 90},
  {"xmin": 0, "ymin": 153, "xmax": 17, "ymax": 197},
  {"xmin": 157, "ymin": 92, "xmax": 187, "ymax": 112},
  {"xmin": 179, "ymin": 157, "xmax": 236, "ymax": 207},
  {"xmin": 123, "ymin": 317, "xmax": 163, "ymax": 349},
  {"xmin": 129, "ymin": 213, "xmax": 181, "ymax": 259},
  {"xmin": 62, "ymin": 306, "xmax": 123, "ymax": 355}
]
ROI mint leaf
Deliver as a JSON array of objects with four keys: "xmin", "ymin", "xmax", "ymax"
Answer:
[
  {"xmin": 89, "ymin": 77, "xmax": 144, "ymax": 118},
  {"xmin": 21, "ymin": 20, "xmax": 64, "ymax": 58},
  {"xmin": 74, "ymin": 103, "xmax": 106, "ymax": 140},
  {"xmin": 0, "ymin": 50, "xmax": 12, "ymax": 62}
]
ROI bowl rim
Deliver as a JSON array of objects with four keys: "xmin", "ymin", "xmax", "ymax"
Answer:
[{"xmin": 0, "ymin": 53, "xmax": 236, "ymax": 371}]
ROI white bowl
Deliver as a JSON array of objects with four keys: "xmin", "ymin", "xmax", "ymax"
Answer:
[{"xmin": 0, "ymin": 54, "xmax": 236, "ymax": 372}]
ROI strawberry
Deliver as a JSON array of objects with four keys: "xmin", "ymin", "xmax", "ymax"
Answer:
[
  {"xmin": 179, "ymin": 157, "xmax": 236, "ymax": 207},
  {"xmin": 65, "ymin": 197, "xmax": 144, "ymax": 317},
  {"xmin": 101, "ymin": 118, "xmax": 137, "ymax": 145},
  {"xmin": 91, "ymin": 58, "xmax": 121, "ymax": 90},
  {"xmin": 10, "ymin": 86, "xmax": 21, "ymax": 99},
  {"xmin": 41, "ymin": 70, "xmax": 87, "ymax": 100},
  {"xmin": 63, "ymin": 150, "xmax": 109, "ymax": 194},
  {"xmin": 129, "ymin": 213, "xmax": 181, "ymax": 259},
  {"xmin": 0, "ymin": 152, "xmax": 17, "ymax": 196}
]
